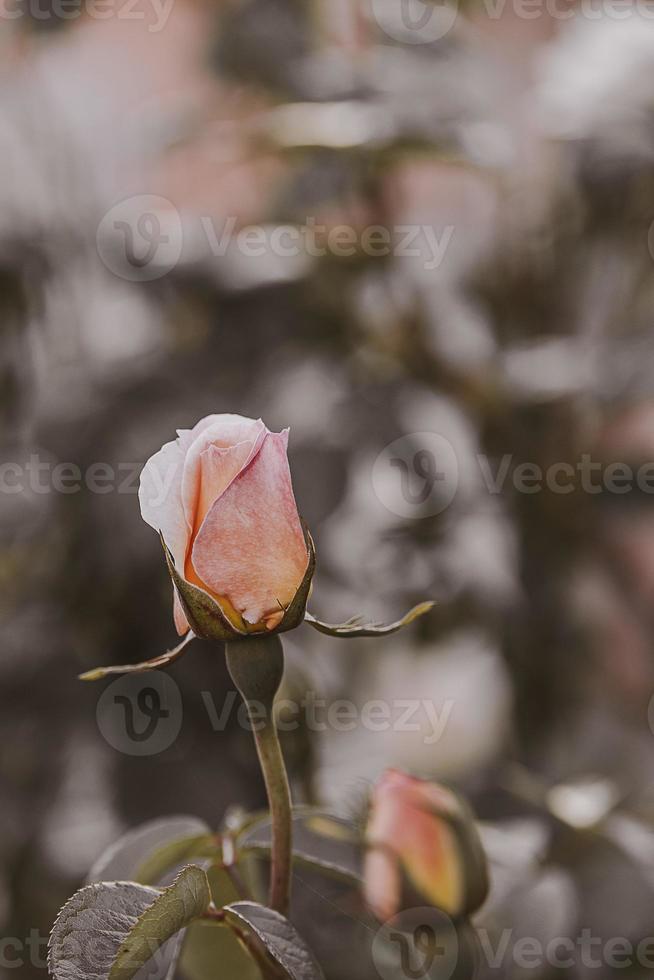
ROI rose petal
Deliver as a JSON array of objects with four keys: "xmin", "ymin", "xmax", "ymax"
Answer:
[
  {"xmin": 139, "ymin": 436, "xmax": 190, "ymax": 574},
  {"xmin": 173, "ymin": 588, "xmax": 190, "ymax": 635},
  {"xmin": 363, "ymin": 848, "xmax": 401, "ymax": 923},
  {"xmin": 181, "ymin": 415, "xmax": 266, "ymax": 536},
  {"xmin": 400, "ymin": 810, "xmax": 463, "ymax": 915},
  {"xmin": 366, "ymin": 772, "xmax": 464, "ymax": 916},
  {"xmin": 191, "ymin": 430, "xmax": 309, "ymax": 626}
]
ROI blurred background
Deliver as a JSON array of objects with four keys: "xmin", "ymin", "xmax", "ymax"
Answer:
[{"xmin": 3, "ymin": 4, "xmax": 654, "ymax": 978}]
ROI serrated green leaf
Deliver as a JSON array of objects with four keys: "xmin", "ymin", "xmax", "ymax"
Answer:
[
  {"xmin": 111, "ymin": 866, "xmax": 211, "ymax": 980},
  {"xmin": 224, "ymin": 902, "xmax": 325, "ymax": 980},
  {"xmin": 48, "ymin": 867, "xmax": 212, "ymax": 980}
]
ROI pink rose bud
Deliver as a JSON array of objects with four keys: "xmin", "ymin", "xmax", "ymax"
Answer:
[
  {"xmin": 364, "ymin": 769, "xmax": 488, "ymax": 922},
  {"xmin": 139, "ymin": 414, "xmax": 314, "ymax": 641}
]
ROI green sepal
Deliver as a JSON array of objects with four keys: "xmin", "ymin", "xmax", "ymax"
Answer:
[
  {"xmin": 161, "ymin": 520, "xmax": 316, "ymax": 643},
  {"xmin": 79, "ymin": 632, "xmax": 195, "ymax": 682},
  {"xmin": 275, "ymin": 522, "xmax": 317, "ymax": 635},
  {"xmin": 161, "ymin": 534, "xmax": 245, "ymax": 642},
  {"xmin": 304, "ymin": 601, "xmax": 435, "ymax": 639},
  {"xmin": 444, "ymin": 793, "xmax": 490, "ymax": 918}
]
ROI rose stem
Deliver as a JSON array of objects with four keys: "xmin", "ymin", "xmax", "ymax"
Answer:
[{"xmin": 225, "ymin": 635, "xmax": 292, "ymax": 917}]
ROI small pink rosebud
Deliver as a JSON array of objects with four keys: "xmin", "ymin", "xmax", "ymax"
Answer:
[
  {"xmin": 139, "ymin": 414, "xmax": 313, "ymax": 641},
  {"xmin": 364, "ymin": 769, "xmax": 488, "ymax": 922}
]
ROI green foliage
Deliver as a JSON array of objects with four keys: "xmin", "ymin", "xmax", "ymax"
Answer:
[
  {"xmin": 224, "ymin": 902, "xmax": 325, "ymax": 980},
  {"xmin": 48, "ymin": 867, "xmax": 212, "ymax": 980},
  {"xmin": 238, "ymin": 808, "xmax": 362, "ymax": 884}
]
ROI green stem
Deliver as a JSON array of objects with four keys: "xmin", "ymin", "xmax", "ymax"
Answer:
[
  {"xmin": 249, "ymin": 709, "xmax": 292, "ymax": 915},
  {"xmin": 225, "ymin": 635, "xmax": 293, "ymax": 917}
]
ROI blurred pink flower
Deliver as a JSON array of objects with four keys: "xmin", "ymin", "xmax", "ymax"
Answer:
[{"xmin": 364, "ymin": 769, "xmax": 488, "ymax": 921}]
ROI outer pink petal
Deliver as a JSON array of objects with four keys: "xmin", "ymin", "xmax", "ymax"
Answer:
[
  {"xmin": 190, "ymin": 430, "xmax": 309, "ymax": 626},
  {"xmin": 181, "ymin": 415, "xmax": 266, "ymax": 536},
  {"xmin": 363, "ymin": 848, "xmax": 401, "ymax": 922},
  {"xmin": 366, "ymin": 771, "xmax": 464, "ymax": 916}
]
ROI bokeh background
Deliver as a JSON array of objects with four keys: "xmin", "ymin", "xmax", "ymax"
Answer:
[{"xmin": 3, "ymin": 5, "xmax": 654, "ymax": 978}]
